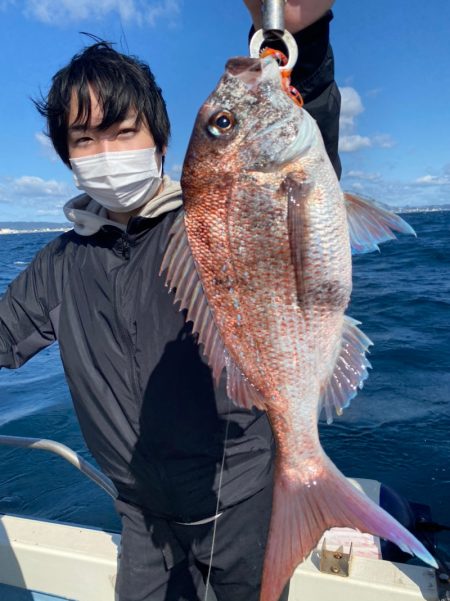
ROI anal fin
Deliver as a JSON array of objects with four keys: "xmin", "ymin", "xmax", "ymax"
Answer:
[{"xmin": 320, "ymin": 316, "xmax": 373, "ymax": 424}]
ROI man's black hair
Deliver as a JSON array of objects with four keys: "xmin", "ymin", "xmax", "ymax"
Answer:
[{"xmin": 34, "ymin": 41, "xmax": 171, "ymax": 166}]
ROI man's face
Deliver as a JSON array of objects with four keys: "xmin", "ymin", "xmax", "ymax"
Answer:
[{"xmin": 67, "ymin": 85, "xmax": 156, "ymax": 159}]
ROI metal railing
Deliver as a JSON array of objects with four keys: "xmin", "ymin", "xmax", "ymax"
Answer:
[{"xmin": 0, "ymin": 435, "xmax": 118, "ymax": 499}]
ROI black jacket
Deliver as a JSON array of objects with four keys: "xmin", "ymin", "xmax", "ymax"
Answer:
[
  {"xmin": 0, "ymin": 209, "xmax": 274, "ymax": 521},
  {"xmin": 0, "ymin": 13, "xmax": 340, "ymax": 522}
]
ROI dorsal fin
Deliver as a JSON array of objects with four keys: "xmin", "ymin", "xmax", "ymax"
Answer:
[
  {"xmin": 160, "ymin": 211, "xmax": 266, "ymax": 410},
  {"xmin": 344, "ymin": 193, "xmax": 416, "ymax": 254}
]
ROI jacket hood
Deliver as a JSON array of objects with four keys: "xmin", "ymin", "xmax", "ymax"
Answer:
[{"xmin": 63, "ymin": 175, "xmax": 183, "ymax": 236}]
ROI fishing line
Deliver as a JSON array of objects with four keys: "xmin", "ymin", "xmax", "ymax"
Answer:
[{"xmin": 203, "ymin": 395, "xmax": 232, "ymax": 601}]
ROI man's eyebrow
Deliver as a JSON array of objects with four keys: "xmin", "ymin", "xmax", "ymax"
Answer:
[
  {"xmin": 68, "ymin": 115, "xmax": 138, "ymax": 133},
  {"xmin": 68, "ymin": 124, "xmax": 89, "ymax": 133}
]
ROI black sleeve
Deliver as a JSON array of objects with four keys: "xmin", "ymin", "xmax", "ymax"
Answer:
[
  {"xmin": 0, "ymin": 245, "xmax": 60, "ymax": 369},
  {"xmin": 248, "ymin": 10, "xmax": 342, "ymax": 179}
]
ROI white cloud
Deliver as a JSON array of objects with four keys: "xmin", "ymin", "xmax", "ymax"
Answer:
[
  {"xmin": 145, "ymin": 0, "xmax": 180, "ymax": 26},
  {"xmin": 372, "ymin": 134, "xmax": 395, "ymax": 149},
  {"xmin": 35, "ymin": 132, "xmax": 59, "ymax": 162},
  {"xmin": 348, "ymin": 181, "xmax": 364, "ymax": 191},
  {"xmin": 25, "ymin": 0, "xmax": 138, "ymax": 24},
  {"xmin": 339, "ymin": 135, "xmax": 371, "ymax": 153},
  {"xmin": 11, "ymin": 176, "xmax": 70, "ymax": 197},
  {"xmin": 339, "ymin": 87, "xmax": 364, "ymax": 136},
  {"xmin": 338, "ymin": 86, "xmax": 395, "ymax": 153},
  {"xmin": 0, "ymin": 175, "xmax": 75, "ymax": 218},
  {"xmin": 347, "ymin": 170, "xmax": 381, "ymax": 182},
  {"xmin": 415, "ymin": 175, "xmax": 450, "ymax": 186},
  {"xmin": 22, "ymin": 0, "xmax": 181, "ymax": 26}
]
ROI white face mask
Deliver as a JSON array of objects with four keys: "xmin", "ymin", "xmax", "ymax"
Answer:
[{"xmin": 69, "ymin": 147, "xmax": 163, "ymax": 213}]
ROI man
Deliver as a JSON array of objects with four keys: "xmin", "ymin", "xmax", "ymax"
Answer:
[{"xmin": 0, "ymin": 2, "xmax": 339, "ymax": 599}]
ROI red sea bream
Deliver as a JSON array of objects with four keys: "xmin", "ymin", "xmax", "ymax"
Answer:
[{"xmin": 161, "ymin": 56, "xmax": 437, "ymax": 601}]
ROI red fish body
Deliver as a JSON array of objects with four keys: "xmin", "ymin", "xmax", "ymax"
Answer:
[{"xmin": 161, "ymin": 57, "xmax": 436, "ymax": 601}]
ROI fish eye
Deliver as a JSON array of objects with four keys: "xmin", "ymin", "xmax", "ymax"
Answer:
[{"xmin": 207, "ymin": 110, "xmax": 236, "ymax": 136}]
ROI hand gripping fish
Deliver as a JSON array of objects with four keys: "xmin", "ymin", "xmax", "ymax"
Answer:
[{"xmin": 161, "ymin": 57, "xmax": 437, "ymax": 601}]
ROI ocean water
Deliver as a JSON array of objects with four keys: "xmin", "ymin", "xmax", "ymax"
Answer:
[{"xmin": 0, "ymin": 212, "xmax": 449, "ymax": 558}]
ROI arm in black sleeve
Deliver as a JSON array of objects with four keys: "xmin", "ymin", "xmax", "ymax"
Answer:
[
  {"xmin": 0, "ymin": 246, "xmax": 60, "ymax": 369},
  {"xmin": 249, "ymin": 10, "xmax": 342, "ymax": 179},
  {"xmin": 290, "ymin": 10, "xmax": 341, "ymax": 179}
]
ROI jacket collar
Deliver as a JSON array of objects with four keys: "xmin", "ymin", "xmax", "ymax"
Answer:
[{"xmin": 63, "ymin": 176, "xmax": 183, "ymax": 237}]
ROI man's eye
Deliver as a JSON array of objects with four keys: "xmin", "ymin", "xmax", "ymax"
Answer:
[
  {"xmin": 118, "ymin": 128, "xmax": 137, "ymax": 137},
  {"xmin": 74, "ymin": 137, "xmax": 93, "ymax": 146}
]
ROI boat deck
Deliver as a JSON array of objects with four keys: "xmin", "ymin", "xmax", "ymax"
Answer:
[{"xmin": 0, "ymin": 508, "xmax": 439, "ymax": 601}]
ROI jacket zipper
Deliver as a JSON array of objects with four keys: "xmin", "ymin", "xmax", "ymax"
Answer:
[
  {"xmin": 122, "ymin": 234, "xmax": 130, "ymax": 260},
  {"xmin": 114, "ymin": 233, "xmax": 140, "ymax": 404}
]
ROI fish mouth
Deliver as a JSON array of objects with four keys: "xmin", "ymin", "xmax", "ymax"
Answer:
[
  {"xmin": 225, "ymin": 56, "xmax": 279, "ymax": 88},
  {"xmin": 226, "ymin": 57, "xmax": 263, "ymax": 77}
]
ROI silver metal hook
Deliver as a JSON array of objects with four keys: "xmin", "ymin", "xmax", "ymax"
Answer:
[{"xmin": 249, "ymin": 29, "xmax": 299, "ymax": 71}]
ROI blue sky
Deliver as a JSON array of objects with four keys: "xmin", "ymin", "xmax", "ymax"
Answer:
[{"xmin": 0, "ymin": 0, "xmax": 449, "ymax": 221}]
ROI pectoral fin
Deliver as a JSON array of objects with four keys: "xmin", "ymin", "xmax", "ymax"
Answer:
[
  {"xmin": 285, "ymin": 174, "xmax": 313, "ymax": 301},
  {"xmin": 344, "ymin": 192, "xmax": 416, "ymax": 254}
]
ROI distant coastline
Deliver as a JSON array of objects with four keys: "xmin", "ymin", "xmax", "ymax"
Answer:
[
  {"xmin": 0, "ymin": 222, "xmax": 71, "ymax": 235},
  {"xmin": 1, "ymin": 203, "xmax": 449, "ymax": 235},
  {"xmin": 397, "ymin": 204, "xmax": 450, "ymax": 214}
]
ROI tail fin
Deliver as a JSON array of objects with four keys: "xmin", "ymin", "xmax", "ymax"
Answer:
[{"xmin": 260, "ymin": 459, "xmax": 437, "ymax": 601}]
